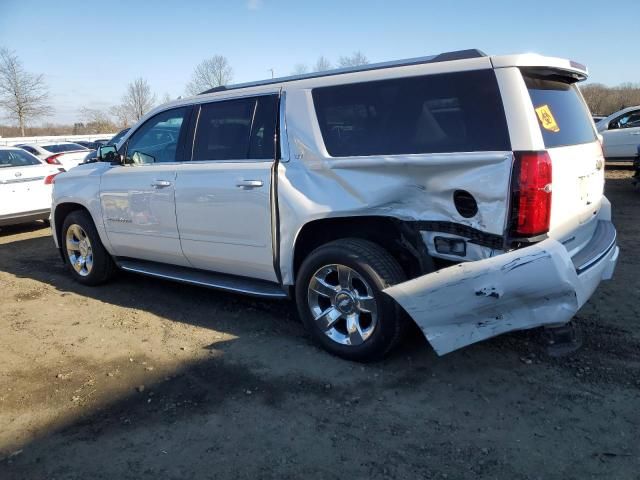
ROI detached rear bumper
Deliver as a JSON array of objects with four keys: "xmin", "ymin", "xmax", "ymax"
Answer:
[{"xmin": 384, "ymin": 220, "xmax": 619, "ymax": 356}]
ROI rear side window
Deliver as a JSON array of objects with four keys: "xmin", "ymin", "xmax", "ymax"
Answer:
[
  {"xmin": 312, "ymin": 70, "xmax": 510, "ymax": 157},
  {"xmin": 524, "ymin": 74, "xmax": 597, "ymax": 148},
  {"xmin": 0, "ymin": 149, "xmax": 41, "ymax": 167},
  {"xmin": 193, "ymin": 95, "xmax": 278, "ymax": 161}
]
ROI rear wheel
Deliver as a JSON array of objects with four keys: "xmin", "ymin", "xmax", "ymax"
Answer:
[
  {"xmin": 62, "ymin": 210, "xmax": 115, "ymax": 285},
  {"xmin": 295, "ymin": 238, "xmax": 407, "ymax": 362}
]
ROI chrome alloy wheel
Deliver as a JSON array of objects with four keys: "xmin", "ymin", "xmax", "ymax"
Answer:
[
  {"xmin": 66, "ymin": 224, "xmax": 93, "ymax": 277},
  {"xmin": 307, "ymin": 264, "xmax": 378, "ymax": 346}
]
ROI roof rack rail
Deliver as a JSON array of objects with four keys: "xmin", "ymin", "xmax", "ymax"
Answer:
[{"xmin": 199, "ymin": 49, "xmax": 487, "ymax": 95}]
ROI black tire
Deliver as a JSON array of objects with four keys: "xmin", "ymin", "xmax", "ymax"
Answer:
[
  {"xmin": 61, "ymin": 210, "xmax": 116, "ymax": 285},
  {"xmin": 295, "ymin": 238, "xmax": 407, "ymax": 362}
]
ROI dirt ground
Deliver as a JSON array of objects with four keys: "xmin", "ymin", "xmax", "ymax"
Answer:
[{"xmin": 0, "ymin": 169, "xmax": 638, "ymax": 480}]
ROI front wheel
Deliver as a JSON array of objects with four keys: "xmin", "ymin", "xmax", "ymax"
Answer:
[
  {"xmin": 61, "ymin": 210, "xmax": 116, "ymax": 285},
  {"xmin": 295, "ymin": 238, "xmax": 407, "ymax": 362}
]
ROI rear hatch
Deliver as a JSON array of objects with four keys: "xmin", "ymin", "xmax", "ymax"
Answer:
[{"xmin": 522, "ymin": 70, "xmax": 604, "ymax": 254}]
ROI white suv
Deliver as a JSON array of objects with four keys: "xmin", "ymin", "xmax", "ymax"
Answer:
[{"xmin": 51, "ymin": 49, "xmax": 619, "ymax": 361}]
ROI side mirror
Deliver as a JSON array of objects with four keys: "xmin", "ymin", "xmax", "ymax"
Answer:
[
  {"xmin": 98, "ymin": 145, "xmax": 120, "ymax": 164},
  {"xmin": 608, "ymin": 120, "xmax": 619, "ymax": 130}
]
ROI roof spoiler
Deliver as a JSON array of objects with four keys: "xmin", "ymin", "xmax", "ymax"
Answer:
[{"xmin": 491, "ymin": 54, "xmax": 588, "ymax": 82}]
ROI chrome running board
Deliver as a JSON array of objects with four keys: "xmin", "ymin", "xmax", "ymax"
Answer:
[{"xmin": 116, "ymin": 258, "xmax": 288, "ymax": 299}]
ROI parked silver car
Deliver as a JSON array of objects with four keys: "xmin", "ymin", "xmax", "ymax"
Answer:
[
  {"xmin": 51, "ymin": 50, "xmax": 618, "ymax": 361},
  {"xmin": 596, "ymin": 105, "xmax": 640, "ymax": 160}
]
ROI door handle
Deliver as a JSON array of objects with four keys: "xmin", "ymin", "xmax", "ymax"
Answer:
[
  {"xmin": 151, "ymin": 180, "xmax": 172, "ymax": 188},
  {"xmin": 236, "ymin": 179, "xmax": 263, "ymax": 189},
  {"xmin": 630, "ymin": 131, "xmax": 640, "ymax": 135}
]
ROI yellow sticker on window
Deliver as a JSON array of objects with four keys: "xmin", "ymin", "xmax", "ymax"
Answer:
[{"xmin": 535, "ymin": 104, "xmax": 560, "ymax": 133}]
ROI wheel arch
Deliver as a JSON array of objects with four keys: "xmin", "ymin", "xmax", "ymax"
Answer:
[
  {"xmin": 53, "ymin": 202, "xmax": 109, "ymax": 260},
  {"xmin": 291, "ymin": 215, "xmax": 432, "ymax": 284}
]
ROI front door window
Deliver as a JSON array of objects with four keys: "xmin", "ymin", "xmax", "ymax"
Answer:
[{"xmin": 125, "ymin": 107, "xmax": 189, "ymax": 164}]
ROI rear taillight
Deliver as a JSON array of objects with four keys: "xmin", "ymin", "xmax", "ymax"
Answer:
[
  {"xmin": 44, "ymin": 173, "xmax": 60, "ymax": 185},
  {"xmin": 45, "ymin": 153, "xmax": 63, "ymax": 165},
  {"xmin": 511, "ymin": 151, "xmax": 552, "ymax": 237}
]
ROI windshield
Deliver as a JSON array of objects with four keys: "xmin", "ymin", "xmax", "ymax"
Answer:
[
  {"xmin": 524, "ymin": 73, "xmax": 597, "ymax": 148},
  {"xmin": 42, "ymin": 143, "xmax": 88, "ymax": 153},
  {"xmin": 108, "ymin": 128, "xmax": 130, "ymax": 146}
]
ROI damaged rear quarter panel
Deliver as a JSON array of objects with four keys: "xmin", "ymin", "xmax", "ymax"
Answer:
[
  {"xmin": 277, "ymin": 88, "xmax": 514, "ymax": 284},
  {"xmin": 383, "ymin": 238, "xmax": 580, "ymax": 355}
]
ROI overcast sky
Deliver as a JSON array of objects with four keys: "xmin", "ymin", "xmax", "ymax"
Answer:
[{"xmin": 0, "ymin": 0, "xmax": 638, "ymax": 124}]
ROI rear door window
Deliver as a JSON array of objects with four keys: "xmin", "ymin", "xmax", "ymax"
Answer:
[
  {"xmin": 312, "ymin": 70, "xmax": 510, "ymax": 157},
  {"xmin": 524, "ymin": 73, "xmax": 597, "ymax": 148},
  {"xmin": 194, "ymin": 98, "xmax": 254, "ymax": 161},
  {"xmin": 192, "ymin": 95, "xmax": 278, "ymax": 161},
  {"xmin": 249, "ymin": 95, "xmax": 278, "ymax": 159}
]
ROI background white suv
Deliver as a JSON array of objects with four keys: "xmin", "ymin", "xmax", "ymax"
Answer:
[{"xmin": 50, "ymin": 50, "xmax": 619, "ymax": 361}]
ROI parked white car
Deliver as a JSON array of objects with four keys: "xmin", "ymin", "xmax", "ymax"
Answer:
[
  {"xmin": 16, "ymin": 142, "xmax": 90, "ymax": 171},
  {"xmin": 596, "ymin": 105, "xmax": 640, "ymax": 160},
  {"xmin": 0, "ymin": 147, "xmax": 61, "ymax": 227},
  {"xmin": 51, "ymin": 50, "xmax": 619, "ymax": 361}
]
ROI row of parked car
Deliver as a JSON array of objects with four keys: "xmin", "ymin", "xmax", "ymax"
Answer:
[{"xmin": 0, "ymin": 129, "xmax": 129, "ymax": 227}]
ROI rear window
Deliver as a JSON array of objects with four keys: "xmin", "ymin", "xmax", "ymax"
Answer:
[
  {"xmin": 0, "ymin": 149, "xmax": 41, "ymax": 167},
  {"xmin": 42, "ymin": 143, "xmax": 87, "ymax": 153},
  {"xmin": 312, "ymin": 70, "xmax": 510, "ymax": 157},
  {"xmin": 524, "ymin": 74, "xmax": 597, "ymax": 148}
]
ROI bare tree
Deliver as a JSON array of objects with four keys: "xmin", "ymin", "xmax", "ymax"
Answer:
[
  {"xmin": 0, "ymin": 47, "xmax": 52, "ymax": 136},
  {"xmin": 120, "ymin": 77, "xmax": 156, "ymax": 123},
  {"xmin": 79, "ymin": 107, "xmax": 115, "ymax": 133},
  {"xmin": 109, "ymin": 104, "xmax": 131, "ymax": 129},
  {"xmin": 291, "ymin": 63, "xmax": 309, "ymax": 75},
  {"xmin": 185, "ymin": 55, "xmax": 233, "ymax": 95},
  {"xmin": 338, "ymin": 51, "xmax": 369, "ymax": 68},
  {"xmin": 314, "ymin": 56, "xmax": 332, "ymax": 72},
  {"xmin": 161, "ymin": 92, "xmax": 173, "ymax": 104}
]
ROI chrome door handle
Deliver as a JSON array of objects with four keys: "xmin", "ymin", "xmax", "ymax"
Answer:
[
  {"xmin": 236, "ymin": 179, "xmax": 263, "ymax": 189},
  {"xmin": 151, "ymin": 180, "xmax": 172, "ymax": 188}
]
